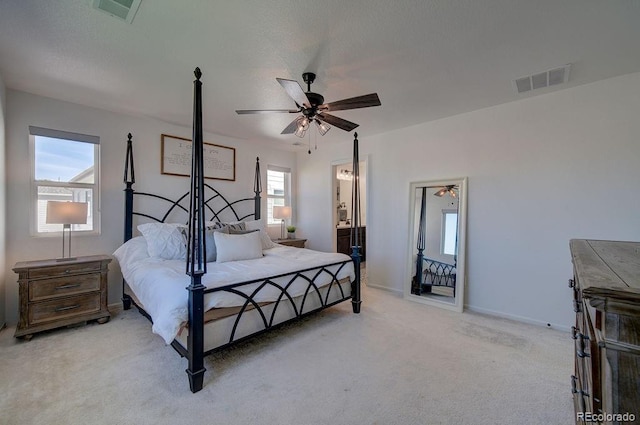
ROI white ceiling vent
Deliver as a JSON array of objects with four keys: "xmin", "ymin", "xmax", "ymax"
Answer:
[
  {"xmin": 514, "ymin": 64, "xmax": 571, "ymax": 94},
  {"xmin": 93, "ymin": 0, "xmax": 142, "ymax": 24}
]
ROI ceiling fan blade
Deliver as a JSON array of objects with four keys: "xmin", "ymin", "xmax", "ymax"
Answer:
[
  {"xmin": 316, "ymin": 113, "xmax": 359, "ymax": 132},
  {"xmin": 281, "ymin": 118, "xmax": 301, "ymax": 134},
  {"xmin": 236, "ymin": 109, "xmax": 299, "ymax": 114},
  {"xmin": 277, "ymin": 78, "xmax": 311, "ymax": 108},
  {"xmin": 319, "ymin": 93, "xmax": 381, "ymax": 112}
]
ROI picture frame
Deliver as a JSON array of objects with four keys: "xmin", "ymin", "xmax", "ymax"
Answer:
[{"xmin": 161, "ymin": 134, "xmax": 235, "ymax": 181}]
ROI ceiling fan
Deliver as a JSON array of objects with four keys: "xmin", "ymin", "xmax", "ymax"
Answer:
[
  {"xmin": 434, "ymin": 185, "xmax": 458, "ymax": 198},
  {"xmin": 235, "ymin": 72, "xmax": 381, "ymax": 137}
]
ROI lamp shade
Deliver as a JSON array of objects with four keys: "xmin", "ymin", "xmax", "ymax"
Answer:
[
  {"xmin": 273, "ymin": 205, "xmax": 292, "ymax": 220},
  {"xmin": 46, "ymin": 201, "xmax": 88, "ymax": 225}
]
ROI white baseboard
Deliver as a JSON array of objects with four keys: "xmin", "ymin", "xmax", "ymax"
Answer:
[
  {"xmin": 365, "ymin": 282, "xmax": 403, "ymax": 296},
  {"xmin": 465, "ymin": 304, "xmax": 571, "ymax": 332}
]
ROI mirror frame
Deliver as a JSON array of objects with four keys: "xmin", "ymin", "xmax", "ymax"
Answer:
[{"xmin": 404, "ymin": 177, "xmax": 468, "ymax": 312}]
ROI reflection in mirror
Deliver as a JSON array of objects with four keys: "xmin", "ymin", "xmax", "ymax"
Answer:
[{"xmin": 405, "ymin": 178, "xmax": 467, "ymax": 312}]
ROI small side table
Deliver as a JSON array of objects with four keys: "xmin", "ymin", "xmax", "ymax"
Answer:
[
  {"xmin": 276, "ymin": 238, "xmax": 307, "ymax": 248},
  {"xmin": 14, "ymin": 255, "xmax": 112, "ymax": 340}
]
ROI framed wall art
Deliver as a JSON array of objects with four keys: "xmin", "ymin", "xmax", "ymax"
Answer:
[{"xmin": 161, "ymin": 134, "xmax": 235, "ymax": 181}]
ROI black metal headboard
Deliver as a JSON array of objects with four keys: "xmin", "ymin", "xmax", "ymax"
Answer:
[{"xmin": 122, "ymin": 133, "xmax": 261, "ymax": 243}]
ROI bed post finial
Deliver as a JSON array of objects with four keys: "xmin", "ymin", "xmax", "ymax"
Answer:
[
  {"xmin": 194, "ymin": 67, "xmax": 202, "ymax": 80},
  {"xmin": 254, "ymin": 157, "xmax": 262, "ymax": 220},
  {"xmin": 350, "ymin": 132, "xmax": 362, "ymax": 314},
  {"xmin": 124, "ymin": 133, "xmax": 135, "ymax": 185}
]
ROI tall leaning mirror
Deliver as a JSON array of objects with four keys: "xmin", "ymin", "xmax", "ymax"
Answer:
[{"xmin": 405, "ymin": 177, "xmax": 467, "ymax": 312}]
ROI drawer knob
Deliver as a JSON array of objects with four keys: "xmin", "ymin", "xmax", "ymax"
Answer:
[
  {"xmin": 55, "ymin": 283, "xmax": 81, "ymax": 290},
  {"xmin": 64, "ymin": 269, "xmax": 71, "ymax": 274},
  {"xmin": 571, "ymin": 326, "xmax": 578, "ymax": 340},
  {"xmin": 568, "ymin": 279, "xmax": 575, "ymax": 288},
  {"xmin": 55, "ymin": 304, "xmax": 80, "ymax": 312}
]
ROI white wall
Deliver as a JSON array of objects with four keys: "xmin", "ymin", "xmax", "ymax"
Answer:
[
  {"xmin": 4, "ymin": 90, "xmax": 295, "ymax": 325},
  {"xmin": 297, "ymin": 72, "xmax": 640, "ymax": 329},
  {"xmin": 0, "ymin": 73, "xmax": 6, "ymax": 328}
]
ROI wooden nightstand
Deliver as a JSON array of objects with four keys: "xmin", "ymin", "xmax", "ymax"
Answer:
[
  {"xmin": 13, "ymin": 255, "xmax": 112, "ymax": 340},
  {"xmin": 276, "ymin": 238, "xmax": 307, "ymax": 248}
]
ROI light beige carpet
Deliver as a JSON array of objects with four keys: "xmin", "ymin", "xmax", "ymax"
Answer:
[{"xmin": 0, "ymin": 284, "xmax": 574, "ymax": 425}]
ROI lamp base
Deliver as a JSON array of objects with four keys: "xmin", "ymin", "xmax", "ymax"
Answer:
[{"xmin": 55, "ymin": 257, "xmax": 78, "ymax": 262}]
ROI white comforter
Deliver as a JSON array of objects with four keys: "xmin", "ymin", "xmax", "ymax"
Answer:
[{"xmin": 113, "ymin": 237, "xmax": 354, "ymax": 344}]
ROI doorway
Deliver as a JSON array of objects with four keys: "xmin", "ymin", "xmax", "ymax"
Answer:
[{"xmin": 332, "ymin": 159, "xmax": 367, "ymax": 261}]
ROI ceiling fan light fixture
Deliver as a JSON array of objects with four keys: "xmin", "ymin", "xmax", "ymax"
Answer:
[
  {"xmin": 315, "ymin": 119, "xmax": 330, "ymax": 135},
  {"xmin": 434, "ymin": 185, "xmax": 457, "ymax": 197},
  {"xmin": 294, "ymin": 116, "xmax": 309, "ymax": 137}
]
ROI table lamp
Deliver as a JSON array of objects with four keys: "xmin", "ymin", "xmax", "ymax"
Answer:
[
  {"xmin": 46, "ymin": 201, "xmax": 88, "ymax": 261},
  {"xmin": 273, "ymin": 205, "xmax": 291, "ymax": 240}
]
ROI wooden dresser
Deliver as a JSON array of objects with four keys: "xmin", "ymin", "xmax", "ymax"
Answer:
[
  {"xmin": 569, "ymin": 240, "xmax": 640, "ymax": 424},
  {"xmin": 14, "ymin": 255, "xmax": 112, "ymax": 340}
]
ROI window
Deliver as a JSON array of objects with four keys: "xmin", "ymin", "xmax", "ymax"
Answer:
[
  {"xmin": 266, "ymin": 165, "xmax": 291, "ymax": 225},
  {"xmin": 30, "ymin": 126, "xmax": 100, "ymax": 235},
  {"xmin": 442, "ymin": 210, "xmax": 458, "ymax": 256}
]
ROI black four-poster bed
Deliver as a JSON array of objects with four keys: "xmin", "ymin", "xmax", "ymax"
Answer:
[{"xmin": 117, "ymin": 68, "xmax": 362, "ymax": 393}]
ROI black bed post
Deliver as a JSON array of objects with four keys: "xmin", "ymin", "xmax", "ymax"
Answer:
[
  {"xmin": 185, "ymin": 67, "xmax": 207, "ymax": 393},
  {"xmin": 350, "ymin": 132, "xmax": 362, "ymax": 314},
  {"xmin": 411, "ymin": 187, "xmax": 427, "ymax": 295},
  {"xmin": 122, "ymin": 132, "xmax": 135, "ymax": 310},
  {"xmin": 253, "ymin": 157, "xmax": 262, "ymax": 220}
]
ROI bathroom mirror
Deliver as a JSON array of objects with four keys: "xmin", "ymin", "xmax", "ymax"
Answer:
[{"xmin": 405, "ymin": 177, "xmax": 467, "ymax": 312}]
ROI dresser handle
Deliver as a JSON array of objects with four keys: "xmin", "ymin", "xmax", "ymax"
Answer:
[
  {"xmin": 55, "ymin": 304, "xmax": 80, "ymax": 312},
  {"xmin": 64, "ymin": 269, "xmax": 71, "ymax": 274},
  {"xmin": 577, "ymin": 333, "xmax": 590, "ymax": 358},
  {"xmin": 55, "ymin": 283, "xmax": 81, "ymax": 290},
  {"xmin": 571, "ymin": 375, "xmax": 578, "ymax": 394},
  {"xmin": 573, "ymin": 299, "xmax": 581, "ymax": 313},
  {"xmin": 571, "ymin": 326, "xmax": 578, "ymax": 340},
  {"xmin": 568, "ymin": 279, "xmax": 575, "ymax": 288}
]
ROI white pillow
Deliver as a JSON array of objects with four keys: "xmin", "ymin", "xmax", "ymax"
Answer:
[
  {"xmin": 214, "ymin": 231, "xmax": 263, "ymax": 263},
  {"xmin": 242, "ymin": 219, "xmax": 277, "ymax": 249},
  {"xmin": 113, "ymin": 236, "xmax": 149, "ymax": 264},
  {"xmin": 137, "ymin": 223, "xmax": 187, "ymax": 260}
]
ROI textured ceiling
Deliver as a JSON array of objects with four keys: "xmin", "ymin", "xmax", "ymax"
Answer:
[{"xmin": 1, "ymin": 0, "xmax": 639, "ymax": 149}]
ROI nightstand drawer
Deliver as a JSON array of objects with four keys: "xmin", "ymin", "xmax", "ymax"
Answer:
[
  {"xmin": 29, "ymin": 274, "xmax": 101, "ymax": 301},
  {"xmin": 27, "ymin": 261, "xmax": 103, "ymax": 279},
  {"xmin": 29, "ymin": 293, "xmax": 101, "ymax": 325}
]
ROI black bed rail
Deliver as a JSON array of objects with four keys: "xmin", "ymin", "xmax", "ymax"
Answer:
[
  {"xmin": 421, "ymin": 257, "xmax": 456, "ymax": 295},
  {"xmin": 203, "ymin": 259, "xmax": 351, "ymax": 343}
]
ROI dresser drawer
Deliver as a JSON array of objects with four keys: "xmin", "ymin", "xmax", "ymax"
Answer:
[
  {"xmin": 29, "ymin": 293, "xmax": 101, "ymax": 325},
  {"xmin": 27, "ymin": 261, "xmax": 103, "ymax": 279},
  {"xmin": 29, "ymin": 273, "xmax": 101, "ymax": 301}
]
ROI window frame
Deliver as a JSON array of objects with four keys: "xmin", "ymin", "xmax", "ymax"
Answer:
[
  {"xmin": 29, "ymin": 126, "xmax": 101, "ymax": 237},
  {"xmin": 266, "ymin": 165, "xmax": 292, "ymax": 226},
  {"xmin": 441, "ymin": 209, "xmax": 458, "ymax": 256}
]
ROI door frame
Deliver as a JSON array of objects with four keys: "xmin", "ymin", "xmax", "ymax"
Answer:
[{"xmin": 330, "ymin": 155, "xmax": 369, "ymax": 263}]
